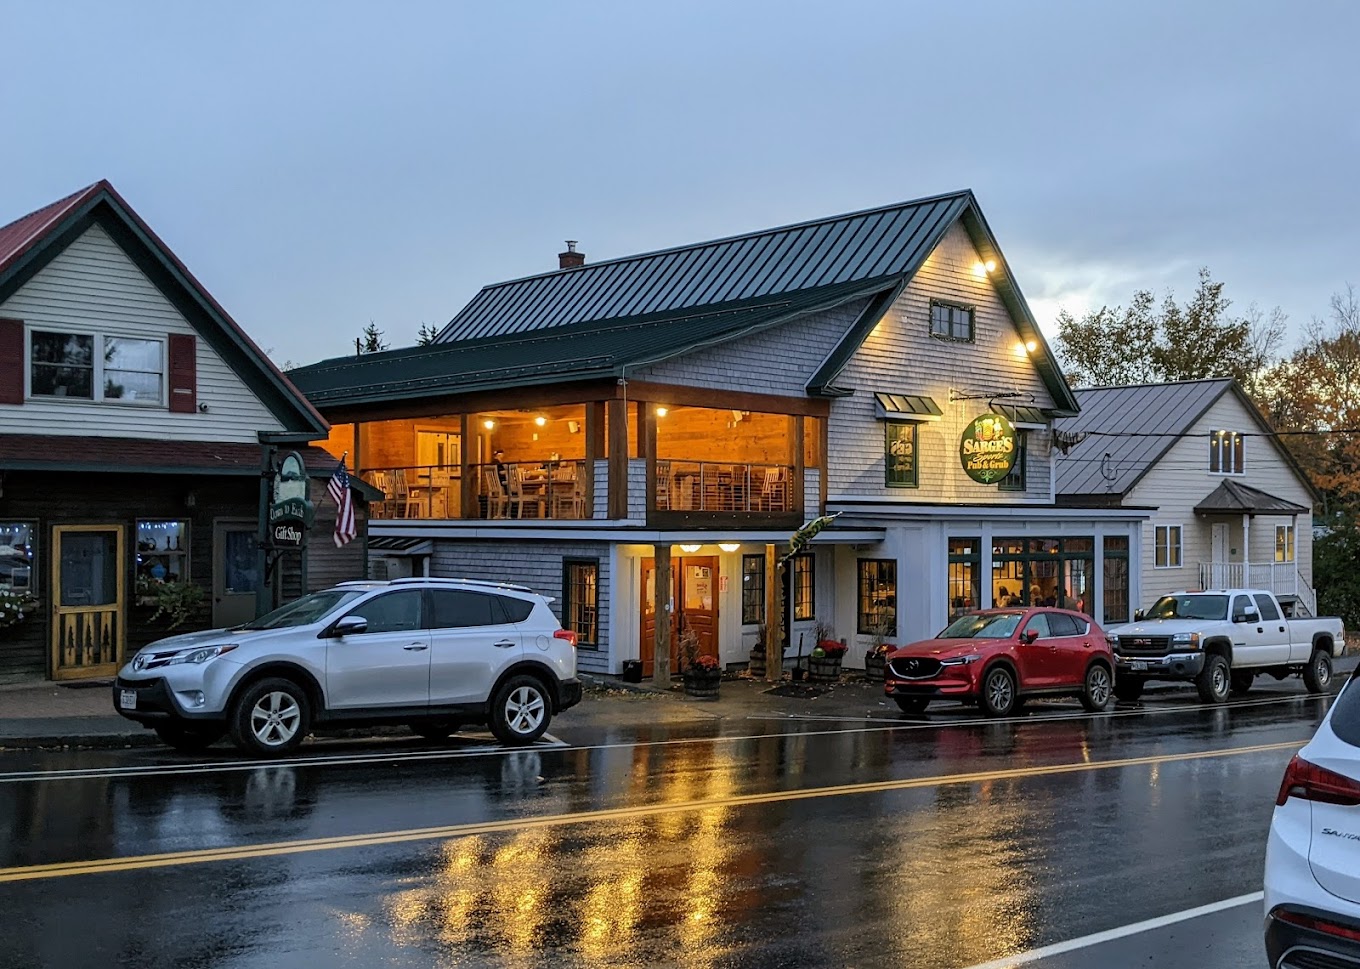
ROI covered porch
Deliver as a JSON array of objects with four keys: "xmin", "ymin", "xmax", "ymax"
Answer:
[{"xmin": 1193, "ymin": 480, "xmax": 1313, "ymax": 609}]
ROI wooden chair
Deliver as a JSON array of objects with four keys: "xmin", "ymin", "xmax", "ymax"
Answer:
[
  {"xmin": 507, "ymin": 466, "xmax": 538, "ymax": 519},
  {"xmin": 429, "ymin": 467, "xmax": 451, "ymax": 518},
  {"xmin": 367, "ymin": 471, "xmax": 392, "ymax": 518},
  {"xmin": 482, "ymin": 467, "xmax": 509, "ymax": 519},
  {"xmin": 761, "ymin": 467, "xmax": 787, "ymax": 511},
  {"xmin": 391, "ymin": 468, "xmax": 425, "ymax": 519}
]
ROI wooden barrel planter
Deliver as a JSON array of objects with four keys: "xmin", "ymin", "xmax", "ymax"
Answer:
[
  {"xmin": 748, "ymin": 646, "xmax": 766, "ymax": 679},
  {"xmin": 807, "ymin": 655, "xmax": 843, "ymax": 682},
  {"xmin": 683, "ymin": 668, "xmax": 722, "ymax": 699},
  {"xmin": 864, "ymin": 650, "xmax": 887, "ymax": 682}
]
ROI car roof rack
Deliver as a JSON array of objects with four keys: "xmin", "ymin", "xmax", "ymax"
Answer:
[
  {"xmin": 334, "ymin": 580, "xmax": 389, "ymax": 588},
  {"xmin": 387, "ymin": 577, "xmax": 537, "ymax": 594}
]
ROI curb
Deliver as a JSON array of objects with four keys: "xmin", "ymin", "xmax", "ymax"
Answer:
[{"xmin": 0, "ymin": 731, "xmax": 160, "ymax": 751}]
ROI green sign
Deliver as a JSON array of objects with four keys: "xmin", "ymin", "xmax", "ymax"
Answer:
[
  {"xmin": 884, "ymin": 422, "xmax": 918, "ymax": 488},
  {"xmin": 268, "ymin": 452, "xmax": 315, "ymax": 549},
  {"xmin": 960, "ymin": 412, "xmax": 1018, "ymax": 484}
]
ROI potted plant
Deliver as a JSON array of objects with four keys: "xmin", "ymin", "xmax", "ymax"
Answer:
[
  {"xmin": 680, "ymin": 627, "xmax": 722, "ymax": 699},
  {"xmin": 865, "ymin": 619, "xmax": 895, "ymax": 682},
  {"xmin": 748, "ymin": 624, "xmax": 767, "ymax": 679},
  {"xmin": 0, "ymin": 589, "xmax": 37, "ymax": 639},
  {"xmin": 147, "ymin": 581, "xmax": 206, "ymax": 630},
  {"xmin": 795, "ymin": 618, "xmax": 833, "ymax": 682},
  {"xmin": 808, "ymin": 638, "xmax": 847, "ymax": 682}
]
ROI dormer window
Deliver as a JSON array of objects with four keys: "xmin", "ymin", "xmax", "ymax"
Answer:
[
  {"xmin": 1209, "ymin": 429, "xmax": 1245, "ymax": 474},
  {"xmin": 929, "ymin": 301, "xmax": 974, "ymax": 342},
  {"xmin": 29, "ymin": 330, "xmax": 164, "ymax": 406}
]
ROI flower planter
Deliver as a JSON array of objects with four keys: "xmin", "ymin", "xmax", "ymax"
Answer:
[
  {"xmin": 683, "ymin": 667, "xmax": 722, "ymax": 699},
  {"xmin": 807, "ymin": 655, "xmax": 843, "ymax": 682},
  {"xmin": 864, "ymin": 650, "xmax": 887, "ymax": 682},
  {"xmin": 748, "ymin": 646, "xmax": 766, "ymax": 679}
]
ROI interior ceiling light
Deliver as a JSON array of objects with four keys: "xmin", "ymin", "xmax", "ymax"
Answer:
[
  {"xmin": 679, "ymin": 544, "xmax": 701, "ymax": 553},
  {"xmin": 718, "ymin": 543, "xmax": 740, "ymax": 552},
  {"xmin": 656, "ymin": 406, "xmax": 669, "ymax": 417},
  {"xmin": 482, "ymin": 419, "xmax": 495, "ymax": 430},
  {"xmin": 534, "ymin": 416, "xmax": 547, "ymax": 426}
]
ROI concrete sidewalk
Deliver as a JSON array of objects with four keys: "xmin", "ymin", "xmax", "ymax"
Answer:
[{"xmin": 1, "ymin": 658, "xmax": 1355, "ymax": 749}]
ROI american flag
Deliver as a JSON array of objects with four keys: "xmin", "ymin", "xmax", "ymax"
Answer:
[{"xmin": 328, "ymin": 455, "xmax": 357, "ymax": 548}]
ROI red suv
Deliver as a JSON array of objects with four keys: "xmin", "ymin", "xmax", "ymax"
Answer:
[{"xmin": 884, "ymin": 608, "xmax": 1115, "ymax": 717}]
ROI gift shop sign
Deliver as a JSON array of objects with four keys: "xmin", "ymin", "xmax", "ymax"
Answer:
[{"xmin": 959, "ymin": 413, "xmax": 1018, "ymax": 484}]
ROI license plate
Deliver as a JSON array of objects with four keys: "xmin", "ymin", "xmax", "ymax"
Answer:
[
  {"xmin": 119, "ymin": 689, "xmax": 137, "ymax": 710},
  {"xmin": 1131, "ymin": 661, "xmax": 1148, "ymax": 672}
]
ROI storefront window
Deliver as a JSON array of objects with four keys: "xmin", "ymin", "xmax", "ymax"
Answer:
[
  {"xmin": 0, "ymin": 522, "xmax": 37, "ymax": 595},
  {"xmin": 136, "ymin": 520, "xmax": 189, "ymax": 590},
  {"xmin": 947, "ymin": 538, "xmax": 981, "ymax": 618},
  {"xmin": 790, "ymin": 554, "xmax": 815, "ymax": 621},
  {"xmin": 1103, "ymin": 536, "xmax": 1130, "ymax": 625},
  {"xmin": 561, "ymin": 559, "xmax": 599, "ymax": 648},
  {"xmin": 993, "ymin": 537, "xmax": 1095, "ymax": 611},
  {"xmin": 741, "ymin": 554, "xmax": 765, "ymax": 624},
  {"xmin": 857, "ymin": 559, "xmax": 896, "ymax": 636}
]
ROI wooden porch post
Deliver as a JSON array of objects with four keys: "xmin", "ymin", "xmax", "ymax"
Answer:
[
  {"xmin": 459, "ymin": 414, "xmax": 475, "ymax": 519},
  {"xmin": 791, "ymin": 415, "xmax": 805, "ymax": 516},
  {"xmin": 653, "ymin": 544, "xmax": 672, "ymax": 688},
  {"xmin": 641, "ymin": 402, "xmax": 658, "ymax": 519},
  {"xmin": 607, "ymin": 398, "xmax": 629, "ymax": 520},
  {"xmin": 585, "ymin": 401, "xmax": 605, "ymax": 518},
  {"xmin": 765, "ymin": 543, "xmax": 779, "ymax": 683}
]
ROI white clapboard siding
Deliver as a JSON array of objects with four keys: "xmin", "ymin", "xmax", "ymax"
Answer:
[
  {"xmin": 0, "ymin": 224, "xmax": 286, "ymax": 442},
  {"xmin": 827, "ymin": 221, "xmax": 1057, "ymax": 503},
  {"xmin": 1128, "ymin": 391, "xmax": 1315, "ymax": 604}
]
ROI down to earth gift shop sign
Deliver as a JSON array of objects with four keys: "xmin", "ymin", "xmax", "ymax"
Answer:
[{"xmin": 959, "ymin": 412, "xmax": 1018, "ymax": 484}]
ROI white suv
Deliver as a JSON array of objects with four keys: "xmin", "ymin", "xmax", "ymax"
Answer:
[
  {"xmin": 1265, "ymin": 670, "xmax": 1360, "ymax": 966},
  {"xmin": 113, "ymin": 578, "xmax": 582, "ymax": 756}
]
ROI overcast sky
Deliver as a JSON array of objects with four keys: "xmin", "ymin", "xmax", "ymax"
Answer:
[{"xmin": 3, "ymin": 1, "xmax": 1357, "ymax": 367}]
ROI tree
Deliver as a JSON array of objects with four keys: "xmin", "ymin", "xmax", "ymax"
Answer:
[
  {"xmin": 416, "ymin": 323, "xmax": 440, "ymax": 346},
  {"xmin": 1054, "ymin": 268, "xmax": 1286, "ymax": 390},
  {"xmin": 1313, "ymin": 514, "xmax": 1360, "ymax": 631},
  {"xmin": 355, "ymin": 321, "xmax": 388, "ymax": 355}
]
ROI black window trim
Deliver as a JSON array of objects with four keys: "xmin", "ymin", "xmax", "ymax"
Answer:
[
  {"xmin": 742, "ymin": 554, "xmax": 766, "ymax": 625},
  {"xmin": 791, "ymin": 552, "xmax": 815, "ymax": 622},
  {"xmin": 997, "ymin": 430, "xmax": 1028, "ymax": 492},
  {"xmin": 857, "ymin": 557, "xmax": 897, "ymax": 637},
  {"xmin": 928, "ymin": 299, "xmax": 976, "ymax": 343},
  {"xmin": 561, "ymin": 557, "xmax": 601, "ymax": 649}
]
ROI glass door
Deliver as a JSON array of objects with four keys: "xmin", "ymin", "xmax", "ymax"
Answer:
[{"xmin": 51, "ymin": 525, "xmax": 125, "ymax": 680}]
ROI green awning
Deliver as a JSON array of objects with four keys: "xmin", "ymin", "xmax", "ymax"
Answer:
[
  {"xmin": 996, "ymin": 403, "xmax": 1050, "ymax": 427},
  {"xmin": 874, "ymin": 393, "xmax": 943, "ymax": 422}
]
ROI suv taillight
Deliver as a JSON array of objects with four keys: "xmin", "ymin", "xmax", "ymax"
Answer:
[
  {"xmin": 1273, "ymin": 909, "xmax": 1360, "ymax": 944},
  {"xmin": 554, "ymin": 629, "xmax": 578, "ymax": 647},
  {"xmin": 1276, "ymin": 754, "xmax": 1360, "ymax": 807}
]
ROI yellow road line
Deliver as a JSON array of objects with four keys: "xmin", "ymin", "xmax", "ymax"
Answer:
[{"xmin": 0, "ymin": 739, "xmax": 1302, "ymax": 883}]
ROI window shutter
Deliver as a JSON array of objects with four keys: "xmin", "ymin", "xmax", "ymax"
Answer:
[
  {"xmin": 168, "ymin": 333, "xmax": 197, "ymax": 413},
  {"xmin": 0, "ymin": 319, "xmax": 23, "ymax": 405}
]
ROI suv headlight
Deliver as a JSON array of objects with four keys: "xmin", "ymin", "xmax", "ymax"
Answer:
[
  {"xmin": 167, "ymin": 644, "xmax": 239, "ymax": 665},
  {"xmin": 1170, "ymin": 632, "xmax": 1201, "ymax": 648},
  {"xmin": 940, "ymin": 654, "xmax": 981, "ymax": 666}
]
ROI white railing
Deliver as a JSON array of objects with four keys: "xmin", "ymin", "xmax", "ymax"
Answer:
[{"xmin": 1197, "ymin": 561, "xmax": 1316, "ymax": 613}]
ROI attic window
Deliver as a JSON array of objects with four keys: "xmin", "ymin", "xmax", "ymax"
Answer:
[{"xmin": 930, "ymin": 301, "xmax": 974, "ymax": 343}]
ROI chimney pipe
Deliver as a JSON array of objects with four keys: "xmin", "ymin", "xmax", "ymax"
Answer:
[{"xmin": 558, "ymin": 240, "xmax": 585, "ymax": 270}]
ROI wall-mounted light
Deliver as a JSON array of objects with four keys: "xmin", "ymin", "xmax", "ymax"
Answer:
[
  {"xmin": 483, "ymin": 419, "xmax": 495, "ymax": 430},
  {"xmin": 679, "ymin": 544, "xmax": 701, "ymax": 553},
  {"xmin": 534, "ymin": 416, "xmax": 547, "ymax": 427},
  {"xmin": 972, "ymin": 259, "xmax": 998, "ymax": 278},
  {"xmin": 656, "ymin": 406, "xmax": 668, "ymax": 417},
  {"xmin": 1025, "ymin": 340, "xmax": 1037, "ymax": 352},
  {"xmin": 1014, "ymin": 342, "xmax": 1028, "ymax": 358},
  {"xmin": 718, "ymin": 542, "xmax": 740, "ymax": 552}
]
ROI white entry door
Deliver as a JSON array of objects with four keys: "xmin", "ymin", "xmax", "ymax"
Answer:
[{"xmin": 1209, "ymin": 523, "xmax": 1231, "ymax": 586}]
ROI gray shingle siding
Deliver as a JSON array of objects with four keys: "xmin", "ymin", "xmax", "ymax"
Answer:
[{"xmin": 430, "ymin": 539, "xmax": 613, "ymax": 675}]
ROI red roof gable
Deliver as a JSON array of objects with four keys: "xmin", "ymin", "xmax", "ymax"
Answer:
[{"xmin": 0, "ymin": 181, "xmax": 104, "ymax": 280}]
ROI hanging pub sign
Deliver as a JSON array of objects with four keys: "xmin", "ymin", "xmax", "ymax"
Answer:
[
  {"xmin": 884, "ymin": 422, "xmax": 918, "ymax": 488},
  {"xmin": 268, "ymin": 452, "xmax": 315, "ymax": 550},
  {"xmin": 959, "ymin": 412, "xmax": 1018, "ymax": 484}
]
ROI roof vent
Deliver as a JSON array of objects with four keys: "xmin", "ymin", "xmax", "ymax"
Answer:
[{"xmin": 558, "ymin": 240, "xmax": 585, "ymax": 270}]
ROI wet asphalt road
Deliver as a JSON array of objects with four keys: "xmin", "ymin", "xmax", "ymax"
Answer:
[{"xmin": 0, "ymin": 683, "xmax": 1341, "ymax": 969}]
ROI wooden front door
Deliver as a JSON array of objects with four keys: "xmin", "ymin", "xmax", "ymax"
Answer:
[
  {"xmin": 213, "ymin": 520, "xmax": 262, "ymax": 628},
  {"xmin": 640, "ymin": 556, "xmax": 719, "ymax": 675},
  {"xmin": 51, "ymin": 525, "xmax": 126, "ymax": 680}
]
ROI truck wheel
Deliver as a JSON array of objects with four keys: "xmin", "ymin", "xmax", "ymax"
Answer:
[
  {"xmin": 893, "ymin": 696, "xmax": 929, "ymax": 715},
  {"xmin": 1114, "ymin": 677, "xmax": 1145, "ymax": 702},
  {"xmin": 980, "ymin": 666, "xmax": 1018, "ymax": 717},
  {"xmin": 1304, "ymin": 650, "xmax": 1333, "ymax": 694},
  {"xmin": 1196, "ymin": 655, "xmax": 1230, "ymax": 704},
  {"xmin": 1080, "ymin": 664, "xmax": 1113, "ymax": 712},
  {"xmin": 154, "ymin": 723, "xmax": 226, "ymax": 753},
  {"xmin": 1230, "ymin": 671, "xmax": 1255, "ymax": 697},
  {"xmin": 229, "ymin": 678, "xmax": 311, "ymax": 757},
  {"xmin": 489, "ymin": 675, "xmax": 552, "ymax": 745}
]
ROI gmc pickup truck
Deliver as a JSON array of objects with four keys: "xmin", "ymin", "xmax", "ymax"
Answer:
[{"xmin": 1104, "ymin": 589, "xmax": 1345, "ymax": 704}]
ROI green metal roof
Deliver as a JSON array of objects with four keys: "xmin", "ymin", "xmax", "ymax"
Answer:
[{"xmin": 874, "ymin": 393, "xmax": 943, "ymax": 421}]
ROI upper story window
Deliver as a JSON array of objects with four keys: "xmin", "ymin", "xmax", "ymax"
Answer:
[
  {"xmin": 30, "ymin": 330, "xmax": 164, "ymax": 406},
  {"xmin": 929, "ymin": 301, "xmax": 974, "ymax": 343},
  {"xmin": 1209, "ymin": 430, "xmax": 1245, "ymax": 475},
  {"xmin": 998, "ymin": 431, "xmax": 1028, "ymax": 492}
]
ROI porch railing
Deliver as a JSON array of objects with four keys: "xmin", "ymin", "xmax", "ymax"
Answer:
[
  {"xmin": 1196, "ymin": 561, "xmax": 1314, "ymax": 612},
  {"xmin": 654, "ymin": 460, "xmax": 795, "ymax": 513},
  {"xmin": 362, "ymin": 460, "xmax": 590, "ymax": 520}
]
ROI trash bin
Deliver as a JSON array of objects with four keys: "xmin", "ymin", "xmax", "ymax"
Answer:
[{"xmin": 622, "ymin": 660, "xmax": 643, "ymax": 683}]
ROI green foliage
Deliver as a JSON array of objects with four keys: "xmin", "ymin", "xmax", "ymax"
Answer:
[
  {"xmin": 149, "ymin": 582, "xmax": 206, "ymax": 629},
  {"xmin": 0, "ymin": 590, "xmax": 37, "ymax": 631},
  {"xmin": 1055, "ymin": 269, "xmax": 1283, "ymax": 391},
  {"xmin": 416, "ymin": 323, "xmax": 440, "ymax": 346},
  {"xmin": 1314, "ymin": 518, "xmax": 1360, "ymax": 632},
  {"xmin": 356, "ymin": 321, "xmax": 389, "ymax": 354}
]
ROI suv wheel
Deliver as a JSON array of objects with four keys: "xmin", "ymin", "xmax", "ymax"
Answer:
[
  {"xmin": 980, "ymin": 666, "xmax": 1018, "ymax": 717},
  {"xmin": 1080, "ymin": 664, "xmax": 1113, "ymax": 712},
  {"xmin": 410, "ymin": 721, "xmax": 461, "ymax": 741},
  {"xmin": 490, "ymin": 675, "xmax": 551, "ymax": 745},
  {"xmin": 229, "ymin": 678, "xmax": 311, "ymax": 757},
  {"xmin": 154, "ymin": 723, "xmax": 226, "ymax": 753},
  {"xmin": 1304, "ymin": 650, "xmax": 1333, "ymax": 694},
  {"xmin": 1196, "ymin": 654, "xmax": 1230, "ymax": 704}
]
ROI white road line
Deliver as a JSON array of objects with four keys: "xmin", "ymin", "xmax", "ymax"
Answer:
[
  {"xmin": 958, "ymin": 892, "xmax": 1264, "ymax": 969},
  {"xmin": 0, "ymin": 691, "xmax": 1321, "ymax": 784}
]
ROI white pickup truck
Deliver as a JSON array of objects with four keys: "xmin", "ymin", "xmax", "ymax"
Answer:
[{"xmin": 1104, "ymin": 589, "xmax": 1345, "ymax": 704}]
